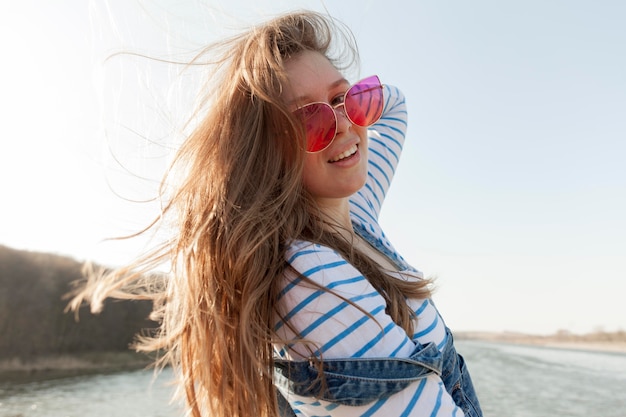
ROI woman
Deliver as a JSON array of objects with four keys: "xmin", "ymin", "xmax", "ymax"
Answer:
[{"xmin": 71, "ymin": 11, "xmax": 483, "ymax": 417}]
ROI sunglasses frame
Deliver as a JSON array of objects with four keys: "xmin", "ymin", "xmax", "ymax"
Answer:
[{"xmin": 294, "ymin": 75, "xmax": 384, "ymax": 153}]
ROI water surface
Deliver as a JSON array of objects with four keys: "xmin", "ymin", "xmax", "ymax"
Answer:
[{"xmin": 2, "ymin": 341, "xmax": 625, "ymax": 416}]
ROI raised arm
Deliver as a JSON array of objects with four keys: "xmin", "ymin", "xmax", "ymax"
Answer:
[{"xmin": 352, "ymin": 84, "xmax": 407, "ymax": 220}]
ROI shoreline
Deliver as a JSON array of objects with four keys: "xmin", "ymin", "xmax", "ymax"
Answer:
[
  {"xmin": 456, "ymin": 331, "xmax": 626, "ymax": 354},
  {"xmin": 0, "ymin": 351, "xmax": 154, "ymax": 383},
  {"xmin": 3, "ymin": 331, "xmax": 625, "ymax": 382}
]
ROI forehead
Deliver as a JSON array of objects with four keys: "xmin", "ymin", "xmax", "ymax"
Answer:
[{"xmin": 282, "ymin": 50, "xmax": 346, "ymax": 104}]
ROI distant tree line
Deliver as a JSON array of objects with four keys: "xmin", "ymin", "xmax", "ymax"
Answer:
[{"xmin": 0, "ymin": 245, "xmax": 157, "ymax": 366}]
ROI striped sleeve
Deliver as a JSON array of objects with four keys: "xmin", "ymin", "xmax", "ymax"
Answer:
[
  {"xmin": 354, "ymin": 84, "xmax": 408, "ymax": 220},
  {"xmin": 274, "ymin": 242, "xmax": 465, "ymax": 416},
  {"xmin": 274, "ymin": 241, "xmax": 416, "ymax": 360}
]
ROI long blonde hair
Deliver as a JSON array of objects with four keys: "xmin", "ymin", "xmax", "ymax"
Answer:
[{"xmin": 70, "ymin": 11, "xmax": 431, "ymax": 417}]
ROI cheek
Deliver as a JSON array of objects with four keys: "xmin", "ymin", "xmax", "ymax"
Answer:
[
  {"xmin": 355, "ymin": 125, "xmax": 369, "ymax": 166},
  {"xmin": 355, "ymin": 125, "xmax": 368, "ymax": 149},
  {"xmin": 355, "ymin": 125, "xmax": 367, "ymax": 138}
]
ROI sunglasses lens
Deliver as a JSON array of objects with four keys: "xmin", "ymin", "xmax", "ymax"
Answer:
[
  {"xmin": 345, "ymin": 75, "xmax": 384, "ymax": 127},
  {"xmin": 294, "ymin": 103, "xmax": 337, "ymax": 152}
]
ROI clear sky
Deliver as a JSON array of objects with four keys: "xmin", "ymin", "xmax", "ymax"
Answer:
[{"xmin": 1, "ymin": 0, "xmax": 624, "ymax": 335}]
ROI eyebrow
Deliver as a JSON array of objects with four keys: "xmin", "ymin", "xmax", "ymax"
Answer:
[{"xmin": 288, "ymin": 77, "xmax": 349, "ymax": 107}]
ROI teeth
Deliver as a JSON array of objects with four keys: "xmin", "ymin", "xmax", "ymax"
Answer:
[{"xmin": 330, "ymin": 145, "xmax": 358, "ymax": 162}]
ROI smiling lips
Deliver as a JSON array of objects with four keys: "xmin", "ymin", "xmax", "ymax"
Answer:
[{"xmin": 329, "ymin": 144, "xmax": 358, "ymax": 162}]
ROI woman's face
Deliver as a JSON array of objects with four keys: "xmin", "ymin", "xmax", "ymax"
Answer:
[{"xmin": 283, "ymin": 50, "xmax": 369, "ymax": 208}]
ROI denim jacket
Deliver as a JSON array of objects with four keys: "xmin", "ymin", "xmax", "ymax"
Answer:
[{"xmin": 274, "ymin": 327, "xmax": 482, "ymax": 416}]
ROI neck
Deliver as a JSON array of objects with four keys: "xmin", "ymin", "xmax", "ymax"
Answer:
[
  {"xmin": 315, "ymin": 196, "xmax": 399, "ymax": 271},
  {"xmin": 315, "ymin": 197, "xmax": 353, "ymax": 232}
]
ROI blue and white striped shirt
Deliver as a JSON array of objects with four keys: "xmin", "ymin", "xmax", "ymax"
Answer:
[{"xmin": 274, "ymin": 85, "xmax": 464, "ymax": 416}]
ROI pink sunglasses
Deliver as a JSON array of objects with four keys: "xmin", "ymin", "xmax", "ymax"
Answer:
[{"xmin": 293, "ymin": 75, "xmax": 384, "ymax": 153}]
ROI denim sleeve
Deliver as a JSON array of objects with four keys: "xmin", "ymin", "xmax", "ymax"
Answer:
[{"xmin": 274, "ymin": 328, "xmax": 481, "ymax": 416}]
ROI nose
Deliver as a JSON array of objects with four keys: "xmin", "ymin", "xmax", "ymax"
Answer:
[{"xmin": 333, "ymin": 104, "xmax": 352, "ymax": 133}]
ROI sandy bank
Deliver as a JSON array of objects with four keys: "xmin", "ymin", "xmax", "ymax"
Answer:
[
  {"xmin": 456, "ymin": 331, "xmax": 626, "ymax": 354},
  {"xmin": 0, "ymin": 351, "xmax": 154, "ymax": 382}
]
